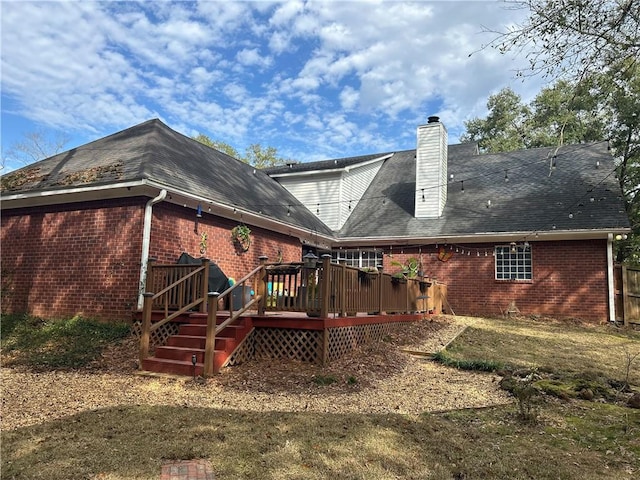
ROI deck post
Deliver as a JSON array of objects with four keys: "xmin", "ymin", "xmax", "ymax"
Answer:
[
  {"xmin": 378, "ymin": 272, "xmax": 384, "ymax": 314},
  {"xmin": 199, "ymin": 258, "xmax": 210, "ymax": 313},
  {"xmin": 320, "ymin": 254, "xmax": 332, "ymax": 318},
  {"xmin": 204, "ymin": 292, "xmax": 219, "ymax": 376},
  {"xmin": 257, "ymin": 256, "xmax": 268, "ymax": 315},
  {"xmin": 339, "ymin": 263, "xmax": 347, "ymax": 316},
  {"xmin": 144, "ymin": 258, "xmax": 156, "ymax": 295},
  {"xmin": 138, "ymin": 292, "xmax": 154, "ymax": 366},
  {"xmin": 622, "ymin": 265, "xmax": 629, "ymax": 326}
]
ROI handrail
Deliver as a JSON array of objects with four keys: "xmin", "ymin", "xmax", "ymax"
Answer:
[
  {"xmin": 150, "ymin": 266, "xmax": 206, "ymax": 301},
  {"xmin": 139, "ymin": 261, "xmax": 209, "ymax": 365},
  {"xmin": 203, "ymin": 260, "xmax": 267, "ymax": 375},
  {"xmin": 148, "ymin": 266, "xmax": 207, "ymax": 333}
]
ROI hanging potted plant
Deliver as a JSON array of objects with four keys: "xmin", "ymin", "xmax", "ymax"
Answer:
[
  {"xmin": 231, "ymin": 224, "xmax": 251, "ymax": 252},
  {"xmin": 358, "ymin": 266, "xmax": 379, "ymax": 281},
  {"xmin": 391, "ymin": 272, "xmax": 407, "ymax": 285},
  {"xmin": 390, "ymin": 256, "xmax": 419, "ymax": 279}
]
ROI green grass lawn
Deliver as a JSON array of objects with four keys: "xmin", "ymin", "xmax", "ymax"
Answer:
[
  {"xmin": 1, "ymin": 314, "xmax": 639, "ymax": 479},
  {"xmin": 1, "ymin": 313, "xmax": 130, "ymax": 369}
]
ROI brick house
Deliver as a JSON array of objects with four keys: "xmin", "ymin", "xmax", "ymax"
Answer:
[{"xmin": 0, "ymin": 117, "xmax": 630, "ymax": 322}]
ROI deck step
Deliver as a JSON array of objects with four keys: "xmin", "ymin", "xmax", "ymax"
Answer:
[
  {"xmin": 179, "ymin": 323, "xmax": 245, "ymax": 338},
  {"xmin": 142, "ymin": 357, "xmax": 205, "ymax": 376},
  {"xmin": 141, "ymin": 315, "xmax": 253, "ymax": 376}
]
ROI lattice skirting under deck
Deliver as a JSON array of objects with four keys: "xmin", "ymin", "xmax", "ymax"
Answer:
[
  {"xmin": 131, "ymin": 320, "xmax": 181, "ymax": 347},
  {"xmin": 226, "ymin": 322, "xmax": 413, "ymax": 366},
  {"xmin": 324, "ymin": 322, "xmax": 412, "ymax": 363}
]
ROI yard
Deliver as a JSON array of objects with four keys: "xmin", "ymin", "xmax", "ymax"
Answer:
[{"xmin": 1, "ymin": 314, "xmax": 639, "ymax": 479}]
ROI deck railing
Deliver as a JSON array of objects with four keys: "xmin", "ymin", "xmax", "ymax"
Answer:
[
  {"xmin": 139, "ymin": 257, "xmax": 267, "ymax": 375},
  {"xmin": 139, "ymin": 255, "xmax": 431, "ymax": 374},
  {"xmin": 264, "ymin": 255, "xmax": 429, "ymax": 317}
]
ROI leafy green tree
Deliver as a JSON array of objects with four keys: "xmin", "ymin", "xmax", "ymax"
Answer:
[
  {"xmin": 462, "ymin": 81, "xmax": 604, "ymax": 152},
  {"xmin": 193, "ymin": 134, "xmax": 240, "ymax": 159},
  {"xmin": 488, "ymin": 0, "xmax": 639, "ymax": 82},
  {"xmin": 193, "ymin": 134, "xmax": 289, "ymax": 168},
  {"xmin": 461, "ymin": 88, "xmax": 530, "ymax": 152},
  {"xmin": 245, "ymin": 143, "xmax": 287, "ymax": 168},
  {"xmin": 527, "ymin": 79, "xmax": 605, "ymax": 147}
]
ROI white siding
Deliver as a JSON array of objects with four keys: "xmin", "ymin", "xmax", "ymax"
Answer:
[
  {"xmin": 415, "ymin": 122, "xmax": 447, "ymax": 218},
  {"xmin": 277, "ymin": 173, "xmax": 342, "ymax": 229},
  {"xmin": 273, "ymin": 158, "xmax": 385, "ymax": 230}
]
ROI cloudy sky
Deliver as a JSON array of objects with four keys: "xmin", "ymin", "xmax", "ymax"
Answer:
[{"xmin": 1, "ymin": 1, "xmax": 543, "ymax": 171}]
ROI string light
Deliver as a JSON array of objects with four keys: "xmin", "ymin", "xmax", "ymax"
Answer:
[{"xmin": 173, "ymin": 142, "xmax": 618, "ymax": 251}]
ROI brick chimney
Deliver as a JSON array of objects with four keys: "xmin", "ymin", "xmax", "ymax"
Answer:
[{"xmin": 415, "ymin": 116, "xmax": 447, "ymax": 218}]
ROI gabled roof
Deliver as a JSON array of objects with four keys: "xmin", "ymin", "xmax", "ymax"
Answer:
[
  {"xmin": 0, "ymin": 119, "xmax": 332, "ymax": 236},
  {"xmin": 2, "ymin": 119, "xmax": 629, "ymax": 243},
  {"xmin": 338, "ymin": 142, "xmax": 629, "ymax": 239}
]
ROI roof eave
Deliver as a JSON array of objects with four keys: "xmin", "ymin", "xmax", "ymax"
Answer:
[{"xmin": 333, "ymin": 228, "xmax": 631, "ymax": 247}]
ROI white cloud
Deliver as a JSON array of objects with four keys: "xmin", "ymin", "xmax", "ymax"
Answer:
[
  {"xmin": 1, "ymin": 0, "xmax": 545, "ymax": 162},
  {"xmin": 236, "ymin": 48, "xmax": 273, "ymax": 68},
  {"xmin": 339, "ymin": 86, "xmax": 359, "ymax": 110}
]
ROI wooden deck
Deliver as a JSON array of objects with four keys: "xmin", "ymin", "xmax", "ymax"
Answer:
[{"xmin": 136, "ymin": 256, "xmax": 444, "ymax": 375}]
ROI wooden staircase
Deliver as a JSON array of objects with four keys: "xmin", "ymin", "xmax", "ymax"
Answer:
[{"xmin": 141, "ymin": 313, "xmax": 253, "ymax": 376}]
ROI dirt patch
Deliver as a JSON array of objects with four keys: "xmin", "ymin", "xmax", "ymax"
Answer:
[{"xmin": 1, "ymin": 316, "xmax": 509, "ymax": 430}]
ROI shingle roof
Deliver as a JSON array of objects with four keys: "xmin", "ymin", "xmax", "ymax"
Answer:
[
  {"xmin": 0, "ymin": 119, "xmax": 332, "ymax": 235},
  {"xmin": 266, "ymin": 152, "xmax": 394, "ymax": 175},
  {"xmin": 338, "ymin": 142, "xmax": 629, "ymax": 238},
  {"xmin": 2, "ymin": 119, "xmax": 628, "ymax": 240}
]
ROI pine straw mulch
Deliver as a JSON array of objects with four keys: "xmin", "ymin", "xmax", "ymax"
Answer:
[{"xmin": 2, "ymin": 316, "xmax": 511, "ymax": 430}]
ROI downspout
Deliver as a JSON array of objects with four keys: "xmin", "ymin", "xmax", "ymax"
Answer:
[
  {"xmin": 607, "ymin": 233, "xmax": 615, "ymax": 322},
  {"xmin": 137, "ymin": 189, "xmax": 167, "ymax": 309}
]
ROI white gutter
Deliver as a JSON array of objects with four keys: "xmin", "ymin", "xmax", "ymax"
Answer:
[
  {"xmin": 334, "ymin": 229, "xmax": 628, "ymax": 247},
  {"xmin": 137, "ymin": 189, "xmax": 167, "ymax": 309},
  {"xmin": 607, "ymin": 233, "xmax": 616, "ymax": 322}
]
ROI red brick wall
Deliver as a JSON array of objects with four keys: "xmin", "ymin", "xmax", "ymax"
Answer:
[
  {"xmin": 149, "ymin": 203, "xmax": 303, "ymax": 282},
  {"xmin": 1, "ymin": 198, "xmax": 146, "ymax": 321},
  {"xmin": 1, "ymin": 199, "xmax": 305, "ymax": 321},
  {"xmin": 381, "ymin": 240, "xmax": 609, "ymax": 322},
  {"xmin": 2, "ymin": 196, "xmax": 609, "ymax": 323}
]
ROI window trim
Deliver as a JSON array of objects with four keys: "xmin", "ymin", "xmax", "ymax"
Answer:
[
  {"xmin": 331, "ymin": 249, "xmax": 383, "ymax": 269},
  {"xmin": 494, "ymin": 244, "xmax": 532, "ymax": 281}
]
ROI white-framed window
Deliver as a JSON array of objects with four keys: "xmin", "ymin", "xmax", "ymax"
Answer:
[
  {"xmin": 495, "ymin": 244, "xmax": 532, "ymax": 280},
  {"xmin": 332, "ymin": 249, "xmax": 383, "ymax": 269}
]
